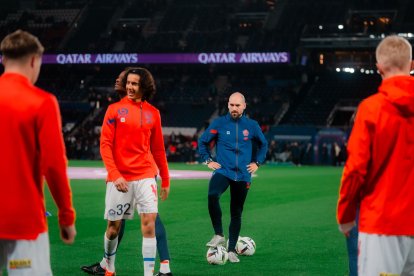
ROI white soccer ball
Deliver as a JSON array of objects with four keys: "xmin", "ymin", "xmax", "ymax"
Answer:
[
  {"xmin": 236, "ymin": 236, "xmax": 256, "ymax": 256},
  {"xmin": 206, "ymin": 245, "xmax": 228, "ymax": 265}
]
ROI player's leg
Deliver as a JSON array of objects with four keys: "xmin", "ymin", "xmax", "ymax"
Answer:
[
  {"xmin": 358, "ymin": 232, "xmax": 408, "ymax": 275},
  {"xmin": 401, "ymin": 238, "xmax": 414, "ymax": 275},
  {"xmin": 81, "ymin": 215, "xmax": 127, "ymax": 274},
  {"xmin": 207, "ymin": 173, "xmax": 230, "ymax": 246},
  {"xmin": 104, "ymin": 220, "xmax": 122, "ymax": 274},
  {"xmin": 155, "ymin": 214, "xmax": 172, "ymax": 275},
  {"xmin": 0, "ymin": 240, "xmax": 7, "ymax": 274},
  {"xmin": 346, "ymin": 226, "xmax": 358, "ymax": 276},
  {"xmin": 102, "ymin": 181, "xmax": 134, "ymax": 274},
  {"xmin": 6, "ymin": 232, "xmax": 52, "ymax": 275},
  {"xmin": 135, "ymin": 178, "xmax": 158, "ymax": 276},
  {"xmin": 227, "ymin": 180, "xmax": 249, "ymax": 263},
  {"xmin": 118, "ymin": 219, "xmax": 126, "ymax": 244},
  {"xmin": 346, "ymin": 208, "xmax": 358, "ymax": 276}
]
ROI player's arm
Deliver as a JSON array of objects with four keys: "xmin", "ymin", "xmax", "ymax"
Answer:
[
  {"xmin": 198, "ymin": 120, "xmax": 221, "ymax": 170},
  {"xmin": 100, "ymin": 105, "xmax": 122, "ymax": 180},
  {"xmin": 198, "ymin": 119, "xmax": 219, "ymax": 163},
  {"xmin": 38, "ymin": 95, "xmax": 76, "ymax": 244},
  {"xmin": 150, "ymin": 110, "xmax": 170, "ymax": 200},
  {"xmin": 247, "ymin": 121, "xmax": 268, "ymax": 173},
  {"xmin": 337, "ymin": 100, "xmax": 375, "ymax": 232},
  {"xmin": 254, "ymin": 121, "xmax": 268, "ymax": 166}
]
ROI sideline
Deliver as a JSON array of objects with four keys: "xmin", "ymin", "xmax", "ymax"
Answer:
[{"xmin": 68, "ymin": 167, "xmax": 211, "ymax": 180}]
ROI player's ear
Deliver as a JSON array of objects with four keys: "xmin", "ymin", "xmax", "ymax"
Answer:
[
  {"xmin": 376, "ymin": 63, "xmax": 385, "ymax": 78},
  {"xmin": 410, "ymin": 60, "xmax": 414, "ymax": 72},
  {"xmin": 30, "ymin": 55, "xmax": 36, "ymax": 68}
]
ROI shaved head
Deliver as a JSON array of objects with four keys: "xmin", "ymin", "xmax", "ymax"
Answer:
[
  {"xmin": 228, "ymin": 92, "xmax": 246, "ymax": 119},
  {"xmin": 229, "ymin": 92, "xmax": 246, "ymax": 103}
]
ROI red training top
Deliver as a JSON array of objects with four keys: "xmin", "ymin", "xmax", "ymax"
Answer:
[
  {"xmin": 337, "ymin": 75, "xmax": 414, "ymax": 235},
  {"xmin": 0, "ymin": 72, "xmax": 76, "ymax": 240},
  {"xmin": 100, "ymin": 97, "xmax": 170, "ymax": 188}
]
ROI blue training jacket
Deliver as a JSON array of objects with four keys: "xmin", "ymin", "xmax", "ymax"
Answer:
[{"xmin": 198, "ymin": 113, "xmax": 268, "ymax": 182}]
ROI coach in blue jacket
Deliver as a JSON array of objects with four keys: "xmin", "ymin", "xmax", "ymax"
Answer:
[{"xmin": 198, "ymin": 92, "xmax": 268, "ymax": 263}]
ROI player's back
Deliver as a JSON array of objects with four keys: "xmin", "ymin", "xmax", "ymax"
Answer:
[
  {"xmin": 0, "ymin": 72, "xmax": 58, "ymax": 239},
  {"xmin": 358, "ymin": 75, "xmax": 414, "ymax": 235}
]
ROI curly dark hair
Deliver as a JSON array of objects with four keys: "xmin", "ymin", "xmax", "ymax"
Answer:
[{"xmin": 122, "ymin": 67, "xmax": 156, "ymax": 101}]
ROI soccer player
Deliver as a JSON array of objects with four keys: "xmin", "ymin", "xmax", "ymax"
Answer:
[
  {"xmin": 0, "ymin": 29, "xmax": 76, "ymax": 275},
  {"xmin": 100, "ymin": 67, "xmax": 170, "ymax": 276},
  {"xmin": 337, "ymin": 35, "xmax": 414, "ymax": 275},
  {"xmin": 81, "ymin": 68, "xmax": 172, "ymax": 276},
  {"xmin": 198, "ymin": 92, "xmax": 268, "ymax": 263}
]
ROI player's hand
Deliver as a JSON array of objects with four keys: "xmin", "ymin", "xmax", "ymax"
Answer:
[
  {"xmin": 114, "ymin": 177, "xmax": 128, "ymax": 192},
  {"xmin": 60, "ymin": 224, "xmax": 76, "ymax": 244},
  {"xmin": 160, "ymin": 187, "xmax": 170, "ymax": 201},
  {"xmin": 246, "ymin": 162, "xmax": 259, "ymax": 174},
  {"xmin": 208, "ymin": 161, "xmax": 221, "ymax": 171},
  {"xmin": 338, "ymin": 221, "xmax": 356, "ymax": 236}
]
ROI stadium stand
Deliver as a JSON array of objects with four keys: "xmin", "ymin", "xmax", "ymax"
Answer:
[{"xmin": 1, "ymin": 0, "xmax": 413, "ymax": 164}]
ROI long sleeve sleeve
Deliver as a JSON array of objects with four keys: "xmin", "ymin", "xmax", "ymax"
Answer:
[
  {"xmin": 337, "ymin": 101, "xmax": 375, "ymax": 225},
  {"xmin": 100, "ymin": 105, "xmax": 122, "ymax": 181},
  {"xmin": 253, "ymin": 121, "xmax": 268, "ymax": 164},
  {"xmin": 198, "ymin": 119, "xmax": 219, "ymax": 162},
  {"xmin": 150, "ymin": 110, "xmax": 170, "ymax": 188},
  {"xmin": 38, "ymin": 95, "xmax": 75, "ymax": 227}
]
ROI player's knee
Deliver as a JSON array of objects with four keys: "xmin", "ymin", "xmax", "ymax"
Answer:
[
  {"xmin": 142, "ymin": 222, "xmax": 155, "ymax": 236},
  {"xmin": 141, "ymin": 215, "xmax": 156, "ymax": 237},
  {"xmin": 208, "ymin": 193, "xmax": 220, "ymax": 201},
  {"xmin": 230, "ymin": 209, "xmax": 243, "ymax": 218},
  {"xmin": 106, "ymin": 227, "xmax": 119, "ymax": 239}
]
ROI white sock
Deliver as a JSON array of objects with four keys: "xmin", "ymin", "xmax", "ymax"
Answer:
[
  {"xmin": 100, "ymin": 257, "xmax": 106, "ymax": 269},
  {"xmin": 142, "ymin": 237, "xmax": 156, "ymax": 276},
  {"xmin": 160, "ymin": 260, "xmax": 171, "ymax": 273},
  {"xmin": 104, "ymin": 233, "xmax": 118, "ymax": 272}
]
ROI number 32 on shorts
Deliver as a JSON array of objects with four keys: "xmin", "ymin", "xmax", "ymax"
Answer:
[{"xmin": 115, "ymin": 203, "xmax": 131, "ymax": 215}]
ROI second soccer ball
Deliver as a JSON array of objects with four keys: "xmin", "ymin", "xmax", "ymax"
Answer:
[{"xmin": 236, "ymin": 236, "xmax": 256, "ymax": 256}]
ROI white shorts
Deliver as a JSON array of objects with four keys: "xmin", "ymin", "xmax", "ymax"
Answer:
[
  {"xmin": 358, "ymin": 232, "xmax": 414, "ymax": 276},
  {"xmin": 104, "ymin": 178, "xmax": 158, "ymax": 221},
  {"xmin": 0, "ymin": 232, "xmax": 52, "ymax": 276}
]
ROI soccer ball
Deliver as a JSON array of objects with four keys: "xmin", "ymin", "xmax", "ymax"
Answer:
[
  {"xmin": 236, "ymin": 236, "xmax": 256, "ymax": 256},
  {"xmin": 206, "ymin": 245, "xmax": 228, "ymax": 265}
]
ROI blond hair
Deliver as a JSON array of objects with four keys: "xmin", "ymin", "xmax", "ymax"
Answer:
[
  {"xmin": 1, "ymin": 29, "xmax": 44, "ymax": 59},
  {"xmin": 376, "ymin": 35, "xmax": 412, "ymax": 71}
]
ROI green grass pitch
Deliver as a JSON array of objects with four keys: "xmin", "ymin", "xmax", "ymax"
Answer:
[{"xmin": 40, "ymin": 162, "xmax": 349, "ymax": 275}]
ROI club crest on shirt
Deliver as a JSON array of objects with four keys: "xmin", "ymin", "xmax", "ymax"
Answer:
[
  {"xmin": 243, "ymin": 129, "xmax": 249, "ymax": 140},
  {"xmin": 117, "ymin": 108, "xmax": 128, "ymax": 116},
  {"xmin": 117, "ymin": 108, "xmax": 129, "ymax": 122},
  {"xmin": 226, "ymin": 131, "xmax": 230, "ymax": 135},
  {"xmin": 143, "ymin": 111, "xmax": 154, "ymax": 124}
]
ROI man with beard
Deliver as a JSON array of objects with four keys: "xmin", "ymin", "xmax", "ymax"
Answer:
[{"xmin": 198, "ymin": 92, "xmax": 268, "ymax": 263}]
